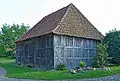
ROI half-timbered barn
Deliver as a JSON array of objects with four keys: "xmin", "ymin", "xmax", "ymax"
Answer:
[{"xmin": 16, "ymin": 3, "xmax": 104, "ymax": 70}]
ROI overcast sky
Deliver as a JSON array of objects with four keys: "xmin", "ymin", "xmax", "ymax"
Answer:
[{"xmin": 0, "ymin": 0, "xmax": 120, "ymax": 35}]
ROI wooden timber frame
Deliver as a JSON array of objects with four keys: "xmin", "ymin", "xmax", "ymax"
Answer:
[
  {"xmin": 16, "ymin": 3, "xmax": 103, "ymax": 70},
  {"xmin": 16, "ymin": 34, "xmax": 99, "ymax": 70}
]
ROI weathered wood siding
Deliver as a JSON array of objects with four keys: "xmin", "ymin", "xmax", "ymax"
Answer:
[
  {"xmin": 16, "ymin": 34, "xmax": 54, "ymax": 70},
  {"xmin": 54, "ymin": 35, "xmax": 99, "ymax": 69},
  {"xmin": 35, "ymin": 35, "xmax": 54, "ymax": 70},
  {"xmin": 16, "ymin": 34, "xmax": 99, "ymax": 70}
]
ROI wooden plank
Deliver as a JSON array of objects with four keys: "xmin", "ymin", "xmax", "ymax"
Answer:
[{"xmin": 53, "ymin": 35, "xmax": 99, "ymax": 68}]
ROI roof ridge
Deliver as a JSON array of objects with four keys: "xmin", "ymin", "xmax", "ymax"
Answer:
[{"xmin": 52, "ymin": 3, "xmax": 73, "ymax": 32}]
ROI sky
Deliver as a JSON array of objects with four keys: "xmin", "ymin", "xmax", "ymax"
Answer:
[{"xmin": 0, "ymin": 0, "xmax": 120, "ymax": 35}]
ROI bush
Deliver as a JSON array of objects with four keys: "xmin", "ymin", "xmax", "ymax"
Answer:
[
  {"xmin": 93, "ymin": 43, "xmax": 108, "ymax": 68},
  {"xmin": 104, "ymin": 29, "xmax": 120, "ymax": 64},
  {"xmin": 79, "ymin": 60, "xmax": 86, "ymax": 68},
  {"xmin": 26, "ymin": 64, "xmax": 34, "ymax": 68},
  {"xmin": 56, "ymin": 63, "xmax": 66, "ymax": 70}
]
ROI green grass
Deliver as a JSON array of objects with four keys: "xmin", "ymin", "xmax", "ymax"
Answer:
[{"xmin": 0, "ymin": 58, "xmax": 120, "ymax": 80}]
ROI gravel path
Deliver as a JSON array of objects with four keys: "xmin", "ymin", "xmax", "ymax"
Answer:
[
  {"xmin": 0, "ymin": 66, "xmax": 6, "ymax": 76},
  {"xmin": 0, "ymin": 66, "xmax": 120, "ymax": 81},
  {"xmin": 0, "ymin": 75, "xmax": 119, "ymax": 81}
]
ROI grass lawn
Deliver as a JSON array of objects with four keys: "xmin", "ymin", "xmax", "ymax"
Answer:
[{"xmin": 0, "ymin": 58, "xmax": 120, "ymax": 80}]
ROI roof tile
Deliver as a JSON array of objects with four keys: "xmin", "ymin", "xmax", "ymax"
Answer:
[{"xmin": 17, "ymin": 3, "xmax": 103, "ymax": 42}]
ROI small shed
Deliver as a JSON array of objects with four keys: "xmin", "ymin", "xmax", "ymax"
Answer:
[{"xmin": 16, "ymin": 3, "xmax": 104, "ymax": 70}]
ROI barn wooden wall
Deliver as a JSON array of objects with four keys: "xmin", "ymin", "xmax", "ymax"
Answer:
[
  {"xmin": 16, "ymin": 34, "xmax": 54, "ymax": 70},
  {"xmin": 16, "ymin": 34, "xmax": 99, "ymax": 70},
  {"xmin": 54, "ymin": 35, "xmax": 99, "ymax": 69}
]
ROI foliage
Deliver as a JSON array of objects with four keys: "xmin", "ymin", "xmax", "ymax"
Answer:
[
  {"xmin": 104, "ymin": 29, "xmax": 120, "ymax": 64},
  {"xmin": 56, "ymin": 63, "xmax": 66, "ymax": 70},
  {"xmin": 0, "ymin": 23, "xmax": 29, "ymax": 57},
  {"xmin": 26, "ymin": 64, "xmax": 35, "ymax": 68},
  {"xmin": 79, "ymin": 60, "xmax": 86, "ymax": 68},
  {"xmin": 1, "ymin": 58, "xmax": 120, "ymax": 80},
  {"xmin": 93, "ymin": 42, "xmax": 108, "ymax": 68}
]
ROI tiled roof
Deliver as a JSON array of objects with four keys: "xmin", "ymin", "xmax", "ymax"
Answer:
[{"xmin": 16, "ymin": 3, "xmax": 104, "ymax": 42}]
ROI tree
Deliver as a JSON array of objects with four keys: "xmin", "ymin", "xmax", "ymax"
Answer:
[
  {"xmin": 104, "ymin": 29, "xmax": 120, "ymax": 64},
  {"xmin": 0, "ymin": 23, "xmax": 29, "ymax": 57},
  {"xmin": 93, "ymin": 42, "xmax": 108, "ymax": 68}
]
